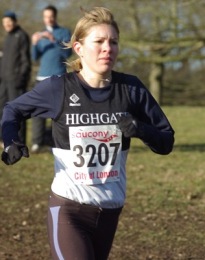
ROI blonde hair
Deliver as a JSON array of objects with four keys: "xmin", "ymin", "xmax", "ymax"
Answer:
[{"xmin": 65, "ymin": 7, "xmax": 119, "ymax": 71}]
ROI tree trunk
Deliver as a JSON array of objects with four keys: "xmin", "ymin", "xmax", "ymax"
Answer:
[{"xmin": 149, "ymin": 63, "xmax": 164, "ymax": 104}]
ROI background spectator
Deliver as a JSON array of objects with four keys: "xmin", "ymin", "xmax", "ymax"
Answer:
[
  {"xmin": 31, "ymin": 5, "xmax": 72, "ymax": 153},
  {"xmin": 0, "ymin": 11, "xmax": 31, "ymax": 147}
]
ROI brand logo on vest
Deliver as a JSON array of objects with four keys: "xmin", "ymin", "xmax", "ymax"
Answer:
[
  {"xmin": 94, "ymin": 134, "xmax": 118, "ymax": 142},
  {"xmin": 69, "ymin": 94, "xmax": 81, "ymax": 106},
  {"xmin": 71, "ymin": 130, "xmax": 119, "ymax": 142}
]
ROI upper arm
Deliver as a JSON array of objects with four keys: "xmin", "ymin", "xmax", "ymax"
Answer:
[
  {"xmin": 1, "ymin": 76, "xmax": 65, "ymax": 147},
  {"xmin": 19, "ymin": 33, "xmax": 31, "ymax": 73},
  {"xmin": 31, "ymin": 43, "xmax": 41, "ymax": 61},
  {"xmin": 4, "ymin": 76, "xmax": 64, "ymax": 120},
  {"xmin": 129, "ymin": 78, "xmax": 174, "ymax": 133}
]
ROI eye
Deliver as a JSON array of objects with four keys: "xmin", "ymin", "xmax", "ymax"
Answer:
[
  {"xmin": 95, "ymin": 40, "xmax": 103, "ymax": 43},
  {"xmin": 111, "ymin": 40, "xmax": 118, "ymax": 45}
]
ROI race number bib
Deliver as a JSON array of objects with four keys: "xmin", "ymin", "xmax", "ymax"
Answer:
[{"xmin": 69, "ymin": 125, "xmax": 122, "ymax": 185}]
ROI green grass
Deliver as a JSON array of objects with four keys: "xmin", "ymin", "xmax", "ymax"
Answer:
[{"xmin": 1, "ymin": 106, "xmax": 205, "ymax": 259}]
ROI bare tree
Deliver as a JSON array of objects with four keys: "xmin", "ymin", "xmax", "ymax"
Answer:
[
  {"xmin": 117, "ymin": 0, "xmax": 205, "ymax": 102},
  {"xmin": 1, "ymin": 0, "xmax": 205, "ymax": 103},
  {"xmin": 66, "ymin": 0, "xmax": 205, "ymax": 102}
]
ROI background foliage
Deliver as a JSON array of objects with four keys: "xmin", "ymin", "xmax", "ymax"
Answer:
[{"xmin": 1, "ymin": 0, "xmax": 205, "ymax": 104}]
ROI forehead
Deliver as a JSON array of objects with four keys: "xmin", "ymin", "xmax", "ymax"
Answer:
[
  {"xmin": 2, "ymin": 17, "xmax": 15, "ymax": 24},
  {"xmin": 86, "ymin": 24, "xmax": 119, "ymax": 39},
  {"xmin": 43, "ymin": 9, "xmax": 55, "ymax": 17}
]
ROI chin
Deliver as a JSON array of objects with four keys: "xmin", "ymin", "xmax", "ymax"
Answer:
[
  {"xmin": 99, "ymin": 70, "xmax": 112, "ymax": 76},
  {"xmin": 100, "ymin": 65, "xmax": 114, "ymax": 73}
]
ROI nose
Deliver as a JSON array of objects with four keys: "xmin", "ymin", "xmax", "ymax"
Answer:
[{"xmin": 102, "ymin": 40, "xmax": 112, "ymax": 53}]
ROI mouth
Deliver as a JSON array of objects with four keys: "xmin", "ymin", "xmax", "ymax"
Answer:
[{"xmin": 99, "ymin": 57, "xmax": 113, "ymax": 62}]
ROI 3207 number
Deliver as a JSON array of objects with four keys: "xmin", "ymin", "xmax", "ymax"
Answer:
[{"xmin": 73, "ymin": 143, "xmax": 120, "ymax": 167}]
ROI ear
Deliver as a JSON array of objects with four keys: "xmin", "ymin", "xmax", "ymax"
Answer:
[{"xmin": 73, "ymin": 41, "xmax": 83, "ymax": 57}]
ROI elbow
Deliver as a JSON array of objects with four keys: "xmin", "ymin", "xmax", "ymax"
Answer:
[
  {"xmin": 147, "ymin": 132, "xmax": 175, "ymax": 155},
  {"xmin": 159, "ymin": 146, "xmax": 173, "ymax": 155},
  {"xmin": 156, "ymin": 135, "xmax": 175, "ymax": 155},
  {"xmin": 151, "ymin": 147, "xmax": 172, "ymax": 155}
]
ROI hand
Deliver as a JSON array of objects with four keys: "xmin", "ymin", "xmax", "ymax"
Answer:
[
  {"xmin": 117, "ymin": 114, "xmax": 139, "ymax": 138},
  {"xmin": 41, "ymin": 31, "xmax": 55, "ymax": 42},
  {"xmin": 1, "ymin": 141, "xmax": 29, "ymax": 165},
  {"xmin": 32, "ymin": 32, "xmax": 42, "ymax": 45}
]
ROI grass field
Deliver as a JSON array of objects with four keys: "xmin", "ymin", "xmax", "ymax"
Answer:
[{"xmin": 0, "ymin": 106, "xmax": 205, "ymax": 259}]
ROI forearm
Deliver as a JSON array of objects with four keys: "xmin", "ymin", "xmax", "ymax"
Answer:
[
  {"xmin": 1, "ymin": 105, "xmax": 22, "ymax": 147},
  {"xmin": 1, "ymin": 76, "xmax": 64, "ymax": 147},
  {"xmin": 1, "ymin": 110, "xmax": 29, "ymax": 165},
  {"xmin": 32, "ymin": 45, "xmax": 40, "ymax": 61},
  {"xmin": 137, "ymin": 121, "xmax": 174, "ymax": 155},
  {"xmin": 118, "ymin": 114, "xmax": 174, "ymax": 155},
  {"xmin": 62, "ymin": 48, "xmax": 72, "ymax": 59}
]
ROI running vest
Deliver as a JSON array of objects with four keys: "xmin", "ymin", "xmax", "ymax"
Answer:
[
  {"xmin": 51, "ymin": 71, "xmax": 134, "ymax": 208},
  {"xmin": 52, "ymin": 72, "xmax": 132, "ymax": 150}
]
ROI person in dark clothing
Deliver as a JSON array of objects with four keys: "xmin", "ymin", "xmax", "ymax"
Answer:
[
  {"xmin": 1, "ymin": 7, "xmax": 174, "ymax": 260},
  {"xmin": 0, "ymin": 11, "xmax": 31, "ymax": 146}
]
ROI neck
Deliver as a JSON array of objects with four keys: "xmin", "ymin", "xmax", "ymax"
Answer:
[{"xmin": 79, "ymin": 70, "xmax": 112, "ymax": 88}]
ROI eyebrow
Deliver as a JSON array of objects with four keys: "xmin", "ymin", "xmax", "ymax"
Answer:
[{"xmin": 94, "ymin": 36, "xmax": 119, "ymax": 40}]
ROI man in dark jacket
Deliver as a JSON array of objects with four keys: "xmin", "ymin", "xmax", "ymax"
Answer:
[{"xmin": 0, "ymin": 11, "xmax": 31, "ymax": 146}]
